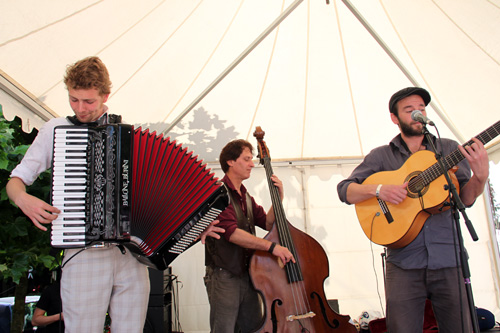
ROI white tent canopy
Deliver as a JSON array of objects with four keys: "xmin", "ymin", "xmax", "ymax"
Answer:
[{"xmin": 2, "ymin": 0, "xmax": 500, "ymax": 331}]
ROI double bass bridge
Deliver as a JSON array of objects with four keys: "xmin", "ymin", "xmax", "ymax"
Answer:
[{"xmin": 286, "ymin": 311, "xmax": 316, "ymax": 322}]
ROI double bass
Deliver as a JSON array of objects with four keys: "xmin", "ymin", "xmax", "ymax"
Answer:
[{"xmin": 250, "ymin": 127, "xmax": 357, "ymax": 333}]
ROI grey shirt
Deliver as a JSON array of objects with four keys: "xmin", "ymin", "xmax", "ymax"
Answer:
[{"xmin": 337, "ymin": 134, "xmax": 472, "ymax": 270}]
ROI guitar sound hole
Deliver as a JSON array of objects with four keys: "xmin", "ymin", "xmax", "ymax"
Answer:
[{"xmin": 405, "ymin": 172, "xmax": 428, "ymax": 199}]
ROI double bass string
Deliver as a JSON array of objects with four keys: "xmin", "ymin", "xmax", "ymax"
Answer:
[
  {"xmin": 252, "ymin": 127, "xmax": 357, "ymax": 332},
  {"xmin": 262, "ymin": 156, "xmax": 314, "ymax": 324}
]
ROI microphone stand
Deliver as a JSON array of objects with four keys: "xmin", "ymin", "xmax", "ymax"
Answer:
[{"xmin": 422, "ymin": 124, "xmax": 480, "ymax": 333}]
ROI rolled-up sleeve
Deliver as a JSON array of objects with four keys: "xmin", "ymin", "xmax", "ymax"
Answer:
[
  {"xmin": 217, "ymin": 195, "xmax": 267, "ymax": 241},
  {"xmin": 10, "ymin": 118, "xmax": 70, "ymax": 185},
  {"xmin": 217, "ymin": 204, "xmax": 239, "ymax": 241},
  {"xmin": 337, "ymin": 149, "xmax": 387, "ymax": 205}
]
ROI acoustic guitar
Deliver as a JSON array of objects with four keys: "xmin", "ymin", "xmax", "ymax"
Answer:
[{"xmin": 355, "ymin": 120, "xmax": 500, "ymax": 248}]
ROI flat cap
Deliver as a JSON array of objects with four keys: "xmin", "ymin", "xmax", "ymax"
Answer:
[{"xmin": 389, "ymin": 87, "xmax": 431, "ymax": 114}]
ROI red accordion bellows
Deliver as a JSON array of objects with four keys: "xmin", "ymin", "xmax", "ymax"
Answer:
[
  {"xmin": 131, "ymin": 127, "xmax": 222, "ymax": 256},
  {"xmin": 50, "ymin": 124, "xmax": 228, "ymax": 270}
]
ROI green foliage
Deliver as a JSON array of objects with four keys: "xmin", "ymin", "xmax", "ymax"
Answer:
[{"xmin": 0, "ymin": 106, "xmax": 60, "ymax": 285}]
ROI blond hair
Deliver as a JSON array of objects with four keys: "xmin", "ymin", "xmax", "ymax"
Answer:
[{"xmin": 63, "ymin": 56, "xmax": 112, "ymax": 96}]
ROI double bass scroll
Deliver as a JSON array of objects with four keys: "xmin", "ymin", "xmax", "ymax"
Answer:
[{"xmin": 249, "ymin": 126, "xmax": 357, "ymax": 332}]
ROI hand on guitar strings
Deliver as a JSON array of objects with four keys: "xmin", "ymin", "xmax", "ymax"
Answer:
[
  {"xmin": 378, "ymin": 182, "xmax": 408, "ymax": 205},
  {"xmin": 457, "ymin": 137, "xmax": 490, "ymax": 206},
  {"xmin": 458, "ymin": 137, "xmax": 489, "ymax": 183},
  {"xmin": 198, "ymin": 220, "xmax": 225, "ymax": 244}
]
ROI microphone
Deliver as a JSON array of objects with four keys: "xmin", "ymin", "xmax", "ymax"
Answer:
[{"xmin": 411, "ymin": 110, "xmax": 435, "ymax": 126}]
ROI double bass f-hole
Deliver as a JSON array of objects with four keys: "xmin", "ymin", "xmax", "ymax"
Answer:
[{"xmin": 250, "ymin": 126, "xmax": 357, "ymax": 332}]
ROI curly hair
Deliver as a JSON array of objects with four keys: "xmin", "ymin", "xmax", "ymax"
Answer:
[
  {"xmin": 63, "ymin": 56, "xmax": 112, "ymax": 96},
  {"xmin": 219, "ymin": 139, "xmax": 253, "ymax": 173}
]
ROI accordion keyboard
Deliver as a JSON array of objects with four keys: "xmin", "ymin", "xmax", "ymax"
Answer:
[
  {"xmin": 49, "ymin": 124, "xmax": 230, "ymax": 270},
  {"xmin": 51, "ymin": 127, "xmax": 89, "ymax": 247}
]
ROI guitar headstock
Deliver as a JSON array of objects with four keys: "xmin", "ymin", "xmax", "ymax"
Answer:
[{"xmin": 253, "ymin": 126, "xmax": 270, "ymax": 164}]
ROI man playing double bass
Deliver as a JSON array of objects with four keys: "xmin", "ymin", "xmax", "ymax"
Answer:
[
  {"xmin": 337, "ymin": 87, "xmax": 490, "ymax": 332},
  {"xmin": 203, "ymin": 139, "xmax": 295, "ymax": 332}
]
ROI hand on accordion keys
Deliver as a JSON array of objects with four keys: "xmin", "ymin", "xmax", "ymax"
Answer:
[
  {"xmin": 6, "ymin": 178, "xmax": 60, "ymax": 232},
  {"xmin": 197, "ymin": 220, "xmax": 225, "ymax": 244}
]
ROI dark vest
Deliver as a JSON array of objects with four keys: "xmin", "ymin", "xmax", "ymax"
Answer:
[{"xmin": 205, "ymin": 190, "xmax": 255, "ymax": 276}]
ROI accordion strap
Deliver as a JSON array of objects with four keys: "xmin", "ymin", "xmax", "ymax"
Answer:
[{"xmin": 66, "ymin": 113, "xmax": 122, "ymax": 126}]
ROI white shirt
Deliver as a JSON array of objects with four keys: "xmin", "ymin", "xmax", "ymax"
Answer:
[
  {"xmin": 11, "ymin": 109, "xmax": 110, "ymax": 185},
  {"xmin": 10, "ymin": 117, "xmax": 72, "ymax": 185}
]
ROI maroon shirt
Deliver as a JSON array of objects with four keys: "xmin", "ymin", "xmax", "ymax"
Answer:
[{"xmin": 217, "ymin": 174, "xmax": 268, "ymax": 241}]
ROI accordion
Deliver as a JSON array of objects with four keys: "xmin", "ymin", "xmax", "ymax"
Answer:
[{"xmin": 50, "ymin": 124, "xmax": 229, "ymax": 270}]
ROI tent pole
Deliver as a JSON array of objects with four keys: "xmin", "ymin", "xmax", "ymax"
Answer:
[
  {"xmin": 340, "ymin": 0, "xmax": 466, "ymax": 143},
  {"xmin": 161, "ymin": 0, "xmax": 304, "ymax": 134},
  {"xmin": 0, "ymin": 70, "xmax": 56, "ymax": 122}
]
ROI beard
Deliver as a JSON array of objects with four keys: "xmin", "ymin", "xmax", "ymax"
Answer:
[{"xmin": 399, "ymin": 119, "xmax": 423, "ymax": 137}]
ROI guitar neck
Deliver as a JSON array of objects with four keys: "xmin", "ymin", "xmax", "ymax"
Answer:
[{"xmin": 419, "ymin": 120, "xmax": 500, "ymax": 186}]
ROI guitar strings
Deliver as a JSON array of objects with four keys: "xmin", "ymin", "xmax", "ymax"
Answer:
[{"xmin": 411, "ymin": 121, "xmax": 500, "ymax": 195}]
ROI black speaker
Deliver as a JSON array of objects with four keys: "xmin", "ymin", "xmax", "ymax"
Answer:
[
  {"xmin": 144, "ymin": 305, "xmax": 166, "ymax": 333},
  {"xmin": 144, "ymin": 267, "xmax": 172, "ymax": 333},
  {"xmin": 328, "ymin": 299, "xmax": 339, "ymax": 313}
]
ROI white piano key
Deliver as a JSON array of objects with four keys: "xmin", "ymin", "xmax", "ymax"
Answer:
[
  {"xmin": 52, "ymin": 192, "xmax": 86, "ymax": 198},
  {"xmin": 52, "ymin": 167, "xmax": 87, "ymax": 173},
  {"xmin": 53, "ymin": 152, "xmax": 86, "ymax": 157},
  {"xmin": 53, "ymin": 158, "xmax": 87, "ymax": 164},
  {"xmin": 53, "ymin": 139, "xmax": 88, "ymax": 145},
  {"xmin": 55, "ymin": 128, "xmax": 88, "ymax": 133},
  {"xmin": 56, "ymin": 215, "xmax": 86, "ymax": 219},
  {"xmin": 55, "ymin": 131, "xmax": 88, "ymax": 136},
  {"xmin": 51, "ymin": 230, "xmax": 86, "ymax": 236},
  {"xmin": 51, "ymin": 178, "xmax": 87, "ymax": 184},
  {"xmin": 52, "ymin": 202, "xmax": 86, "ymax": 207},
  {"xmin": 52, "ymin": 175, "xmax": 87, "ymax": 180},
  {"xmin": 51, "ymin": 223, "xmax": 84, "ymax": 229},
  {"xmin": 53, "ymin": 148, "xmax": 87, "ymax": 152},
  {"xmin": 52, "ymin": 185, "xmax": 87, "ymax": 191},
  {"xmin": 51, "ymin": 240, "xmax": 86, "ymax": 246}
]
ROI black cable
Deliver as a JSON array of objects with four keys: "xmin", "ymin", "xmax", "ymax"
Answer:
[
  {"xmin": 60, "ymin": 248, "xmax": 86, "ymax": 269},
  {"xmin": 369, "ymin": 213, "xmax": 386, "ymax": 317}
]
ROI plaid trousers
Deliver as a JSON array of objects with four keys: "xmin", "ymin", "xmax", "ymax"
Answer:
[{"xmin": 61, "ymin": 246, "xmax": 150, "ymax": 333}]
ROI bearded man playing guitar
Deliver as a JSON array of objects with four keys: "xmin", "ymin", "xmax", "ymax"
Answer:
[{"xmin": 337, "ymin": 87, "xmax": 490, "ymax": 333}]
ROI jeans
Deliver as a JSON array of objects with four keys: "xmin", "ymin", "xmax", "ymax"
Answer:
[
  {"xmin": 204, "ymin": 266, "xmax": 264, "ymax": 333},
  {"xmin": 385, "ymin": 262, "xmax": 472, "ymax": 333}
]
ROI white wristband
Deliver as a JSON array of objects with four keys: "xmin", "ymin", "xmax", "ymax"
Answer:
[{"xmin": 376, "ymin": 184, "xmax": 382, "ymax": 199}]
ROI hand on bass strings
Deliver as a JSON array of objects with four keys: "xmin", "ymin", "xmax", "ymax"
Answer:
[
  {"xmin": 270, "ymin": 174, "xmax": 284, "ymax": 200},
  {"xmin": 270, "ymin": 243, "xmax": 296, "ymax": 266}
]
